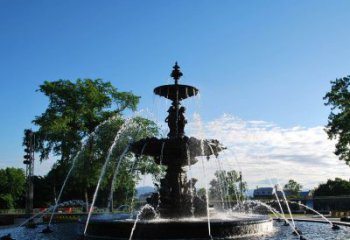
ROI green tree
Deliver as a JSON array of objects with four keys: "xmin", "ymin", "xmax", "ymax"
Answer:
[
  {"xmin": 70, "ymin": 116, "xmax": 161, "ymax": 209},
  {"xmin": 197, "ymin": 188, "xmax": 206, "ymax": 199},
  {"xmin": 0, "ymin": 168, "xmax": 26, "ymax": 209},
  {"xmin": 33, "ymin": 79, "xmax": 139, "ymax": 161},
  {"xmin": 283, "ymin": 179, "xmax": 302, "ymax": 197},
  {"xmin": 209, "ymin": 170, "xmax": 247, "ymax": 201},
  {"xmin": 33, "ymin": 79, "xmax": 140, "ymax": 209},
  {"xmin": 0, "ymin": 194, "xmax": 14, "ymax": 209},
  {"xmin": 324, "ymin": 76, "xmax": 350, "ymax": 164},
  {"xmin": 32, "ymin": 176, "xmax": 53, "ymax": 208},
  {"xmin": 314, "ymin": 178, "xmax": 350, "ymax": 196},
  {"xmin": 33, "ymin": 115, "xmax": 161, "ymax": 210}
]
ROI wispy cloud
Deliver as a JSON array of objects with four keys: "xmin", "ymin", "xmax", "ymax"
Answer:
[{"xmin": 187, "ymin": 113, "xmax": 350, "ymax": 190}]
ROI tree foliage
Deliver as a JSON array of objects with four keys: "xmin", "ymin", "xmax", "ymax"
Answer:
[
  {"xmin": 33, "ymin": 79, "xmax": 139, "ymax": 161},
  {"xmin": 69, "ymin": 116, "xmax": 161, "ymax": 207},
  {"xmin": 0, "ymin": 167, "xmax": 26, "ymax": 209},
  {"xmin": 324, "ymin": 76, "xmax": 350, "ymax": 164},
  {"xmin": 314, "ymin": 178, "xmax": 350, "ymax": 196},
  {"xmin": 209, "ymin": 170, "xmax": 247, "ymax": 201},
  {"xmin": 28, "ymin": 116, "xmax": 161, "ymax": 209},
  {"xmin": 283, "ymin": 179, "xmax": 302, "ymax": 197},
  {"xmin": 31, "ymin": 79, "xmax": 163, "ymax": 209}
]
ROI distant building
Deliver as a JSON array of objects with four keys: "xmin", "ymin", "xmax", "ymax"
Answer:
[
  {"xmin": 253, "ymin": 187, "xmax": 275, "ymax": 198},
  {"xmin": 299, "ymin": 191, "xmax": 311, "ymax": 198},
  {"xmin": 276, "ymin": 190, "xmax": 293, "ymax": 198},
  {"xmin": 253, "ymin": 187, "xmax": 313, "ymax": 200}
]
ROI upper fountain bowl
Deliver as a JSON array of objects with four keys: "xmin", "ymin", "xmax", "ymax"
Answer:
[{"xmin": 154, "ymin": 84, "xmax": 199, "ymax": 101}]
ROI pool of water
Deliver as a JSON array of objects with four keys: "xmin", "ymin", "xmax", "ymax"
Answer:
[
  {"xmin": 242, "ymin": 221, "xmax": 350, "ymax": 240},
  {"xmin": 1, "ymin": 221, "xmax": 349, "ymax": 239}
]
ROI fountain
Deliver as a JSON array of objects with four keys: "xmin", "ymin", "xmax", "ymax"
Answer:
[
  {"xmin": 83, "ymin": 63, "xmax": 273, "ymax": 239},
  {"xmin": 2, "ymin": 63, "xmax": 350, "ymax": 240}
]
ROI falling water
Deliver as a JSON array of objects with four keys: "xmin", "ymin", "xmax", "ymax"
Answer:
[
  {"xmin": 48, "ymin": 151, "xmax": 81, "ymax": 226},
  {"xmin": 206, "ymin": 142, "xmax": 226, "ymax": 210},
  {"xmin": 288, "ymin": 200, "xmax": 334, "ymax": 227},
  {"xmin": 219, "ymin": 161, "xmax": 233, "ymax": 209},
  {"xmin": 159, "ymin": 142, "xmax": 165, "ymax": 165},
  {"xmin": 215, "ymin": 161, "xmax": 226, "ymax": 210},
  {"xmin": 226, "ymin": 148, "xmax": 244, "ymax": 209},
  {"xmin": 48, "ymin": 116, "xmax": 118, "ymax": 226},
  {"xmin": 245, "ymin": 200, "xmax": 281, "ymax": 218},
  {"xmin": 127, "ymin": 143, "xmax": 148, "ymax": 214},
  {"xmin": 129, "ymin": 204, "xmax": 157, "ymax": 240},
  {"xmin": 270, "ymin": 182, "xmax": 287, "ymax": 221},
  {"xmin": 200, "ymin": 156, "xmax": 213, "ymax": 240},
  {"xmin": 279, "ymin": 187, "xmax": 296, "ymax": 228},
  {"xmin": 245, "ymin": 200, "xmax": 303, "ymax": 238},
  {"xmin": 18, "ymin": 208, "xmax": 50, "ymax": 227},
  {"xmin": 185, "ymin": 143, "xmax": 195, "ymax": 217},
  {"xmin": 107, "ymin": 145, "xmax": 130, "ymax": 212},
  {"xmin": 200, "ymin": 140, "xmax": 213, "ymax": 240},
  {"xmin": 84, "ymin": 118, "xmax": 136, "ymax": 235},
  {"xmin": 155, "ymin": 142, "xmax": 166, "ymax": 212},
  {"xmin": 125, "ymin": 156, "xmax": 139, "ymax": 214}
]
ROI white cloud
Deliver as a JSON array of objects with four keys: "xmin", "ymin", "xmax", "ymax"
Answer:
[{"xmin": 186, "ymin": 113, "xmax": 350, "ymax": 190}]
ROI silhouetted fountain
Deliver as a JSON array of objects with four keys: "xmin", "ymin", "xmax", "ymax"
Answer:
[
  {"xmin": 130, "ymin": 62, "xmax": 224, "ymax": 218},
  {"xmin": 83, "ymin": 63, "xmax": 273, "ymax": 239}
]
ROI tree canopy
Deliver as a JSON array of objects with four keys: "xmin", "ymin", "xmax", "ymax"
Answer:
[
  {"xmin": 324, "ymin": 76, "xmax": 350, "ymax": 164},
  {"xmin": 209, "ymin": 170, "xmax": 247, "ymax": 201},
  {"xmin": 314, "ymin": 178, "xmax": 350, "ymax": 196},
  {"xmin": 0, "ymin": 167, "xmax": 26, "ymax": 209},
  {"xmin": 283, "ymin": 179, "xmax": 302, "ymax": 197},
  {"xmin": 31, "ymin": 79, "xmax": 161, "ymax": 210},
  {"xmin": 33, "ymin": 79, "xmax": 139, "ymax": 162}
]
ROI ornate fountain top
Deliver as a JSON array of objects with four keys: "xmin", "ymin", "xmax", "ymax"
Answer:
[
  {"xmin": 153, "ymin": 63, "xmax": 199, "ymax": 101},
  {"xmin": 170, "ymin": 62, "xmax": 183, "ymax": 84}
]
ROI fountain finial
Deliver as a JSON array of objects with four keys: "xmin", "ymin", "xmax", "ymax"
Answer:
[{"xmin": 170, "ymin": 62, "xmax": 183, "ymax": 84}]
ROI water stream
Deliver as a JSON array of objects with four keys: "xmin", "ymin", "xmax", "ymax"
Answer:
[
  {"xmin": 48, "ymin": 116, "xmax": 118, "ymax": 226},
  {"xmin": 107, "ymin": 145, "xmax": 130, "ymax": 212},
  {"xmin": 244, "ymin": 200, "xmax": 303, "ymax": 239},
  {"xmin": 288, "ymin": 200, "xmax": 334, "ymax": 227},
  {"xmin": 83, "ymin": 118, "xmax": 136, "ymax": 234},
  {"xmin": 185, "ymin": 143, "xmax": 195, "ymax": 217},
  {"xmin": 128, "ymin": 204, "xmax": 157, "ymax": 240},
  {"xmin": 279, "ymin": 187, "xmax": 296, "ymax": 228},
  {"xmin": 200, "ymin": 156, "xmax": 213, "ymax": 240},
  {"xmin": 199, "ymin": 139, "xmax": 213, "ymax": 240},
  {"xmin": 269, "ymin": 181, "xmax": 287, "ymax": 222}
]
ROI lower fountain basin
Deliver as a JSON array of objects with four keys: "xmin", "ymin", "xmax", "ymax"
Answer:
[
  {"xmin": 2, "ymin": 219, "xmax": 350, "ymax": 239},
  {"xmin": 81, "ymin": 214, "xmax": 273, "ymax": 239}
]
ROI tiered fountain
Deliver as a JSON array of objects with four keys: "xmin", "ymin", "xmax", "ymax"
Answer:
[
  {"xmin": 130, "ymin": 62, "xmax": 224, "ymax": 218},
  {"xmin": 83, "ymin": 63, "xmax": 273, "ymax": 239}
]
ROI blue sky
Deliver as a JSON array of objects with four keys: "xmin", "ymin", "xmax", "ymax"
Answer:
[{"xmin": 1, "ymin": 1, "xmax": 350, "ymax": 188}]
